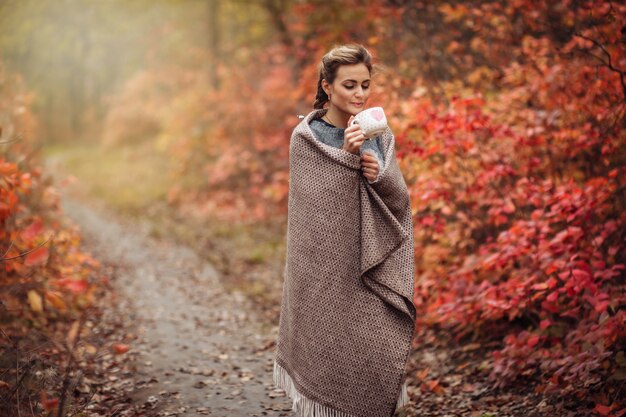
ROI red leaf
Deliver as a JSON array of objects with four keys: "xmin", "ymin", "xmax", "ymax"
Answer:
[
  {"xmin": 113, "ymin": 343, "xmax": 130, "ymax": 354},
  {"xmin": 595, "ymin": 403, "xmax": 612, "ymax": 416},
  {"xmin": 544, "ymin": 264, "xmax": 559, "ymax": 275},
  {"xmin": 594, "ymin": 300, "xmax": 610, "ymax": 313},
  {"xmin": 54, "ymin": 278, "xmax": 88, "ymax": 294},
  {"xmin": 527, "ymin": 335, "xmax": 540, "ymax": 348},
  {"xmin": 426, "ymin": 379, "xmax": 445, "ymax": 395},
  {"xmin": 540, "ymin": 319, "xmax": 551, "ymax": 330},
  {"xmin": 572, "ymin": 269, "xmax": 590, "ymax": 281},
  {"xmin": 24, "ymin": 246, "xmax": 49, "ymax": 267},
  {"xmin": 20, "ymin": 218, "xmax": 44, "ymax": 242},
  {"xmin": 39, "ymin": 391, "xmax": 59, "ymax": 411}
]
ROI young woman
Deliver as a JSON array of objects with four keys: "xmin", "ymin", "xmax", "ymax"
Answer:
[{"xmin": 273, "ymin": 44, "xmax": 416, "ymax": 417}]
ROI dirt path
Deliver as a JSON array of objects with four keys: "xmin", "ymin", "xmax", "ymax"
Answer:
[{"xmin": 59, "ymin": 194, "xmax": 293, "ymax": 416}]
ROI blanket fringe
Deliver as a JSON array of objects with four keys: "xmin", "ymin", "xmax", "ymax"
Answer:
[{"xmin": 273, "ymin": 360, "xmax": 410, "ymax": 416}]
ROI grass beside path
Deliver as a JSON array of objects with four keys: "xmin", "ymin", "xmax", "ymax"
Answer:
[
  {"xmin": 44, "ymin": 142, "xmax": 175, "ymax": 214},
  {"xmin": 43, "ymin": 141, "xmax": 287, "ymax": 322}
]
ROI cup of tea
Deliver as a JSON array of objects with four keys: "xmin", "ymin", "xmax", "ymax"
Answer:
[{"xmin": 350, "ymin": 107, "xmax": 388, "ymax": 139}]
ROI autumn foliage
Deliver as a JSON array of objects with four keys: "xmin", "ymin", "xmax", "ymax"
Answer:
[
  {"xmin": 0, "ymin": 62, "xmax": 104, "ymax": 415},
  {"xmin": 97, "ymin": 0, "xmax": 626, "ymax": 410},
  {"xmin": 399, "ymin": 1, "xmax": 626, "ymax": 400}
]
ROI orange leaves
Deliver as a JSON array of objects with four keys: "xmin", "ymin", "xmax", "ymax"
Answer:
[
  {"xmin": 415, "ymin": 368, "xmax": 445, "ymax": 395},
  {"xmin": 0, "ymin": 161, "xmax": 18, "ymax": 175},
  {"xmin": 44, "ymin": 290, "xmax": 67, "ymax": 312},
  {"xmin": 424, "ymin": 379, "xmax": 446, "ymax": 395},
  {"xmin": 0, "ymin": 83, "xmax": 100, "ymax": 321},
  {"xmin": 0, "ymin": 60, "xmax": 109, "ymax": 417}
]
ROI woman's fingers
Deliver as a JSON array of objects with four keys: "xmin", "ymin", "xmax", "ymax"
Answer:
[
  {"xmin": 347, "ymin": 133, "xmax": 365, "ymax": 151},
  {"xmin": 351, "ymin": 137, "xmax": 365, "ymax": 148},
  {"xmin": 361, "ymin": 160, "xmax": 379, "ymax": 181},
  {"xmin": 343, "ymin": 121, "xmax": 365, "ymax": 154},
  {"xmin": 360, "ymin": 152, "xmax": 379, "ymax": 180},
  {"xmin": 360, "ymin": 153, "xmax": 379, "ymax": 166},
  {"xmin": 345, "ymin": 125, "xmax": 359, "ymax": 135},
  {"xmin": 360, "ymin": 152, "xmax": 376, "ymax": 162}
]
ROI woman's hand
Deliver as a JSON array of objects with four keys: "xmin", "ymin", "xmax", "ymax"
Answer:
[
  {"xmin": 360, "ymin": 152, "xmax": 380, "ymax": 182},
  {"xmin": 343, "ymin": 116, "xmax": 366, "ymax": 155}
]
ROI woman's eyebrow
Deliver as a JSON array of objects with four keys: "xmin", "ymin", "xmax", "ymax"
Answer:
[{"xmin": 342, "ymin": 78, "xmax": 371, "ymax": 83}]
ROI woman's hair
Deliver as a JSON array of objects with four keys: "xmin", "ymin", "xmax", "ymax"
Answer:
[{"xmin": 313, "ymin": 44, "xmax": 373, "ymax": 109}]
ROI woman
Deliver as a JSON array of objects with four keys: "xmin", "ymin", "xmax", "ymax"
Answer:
[{"xmin": 273, "ymin": 44, "xmax": 416, "ymax": 417}]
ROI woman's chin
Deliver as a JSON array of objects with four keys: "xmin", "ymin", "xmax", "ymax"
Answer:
[{"xmin": 350, "ymin": 105, "xmax": 365, "ymax": 114}]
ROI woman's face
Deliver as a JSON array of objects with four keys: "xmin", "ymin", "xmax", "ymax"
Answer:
[{"xmin": 324, "ymin": 63, "xmax": 371, "ymax": 116}]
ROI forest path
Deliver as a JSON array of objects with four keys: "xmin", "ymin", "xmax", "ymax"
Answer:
[{"xmin": 56, "ymin": 188, "xmax": 293, "ymax": 416}]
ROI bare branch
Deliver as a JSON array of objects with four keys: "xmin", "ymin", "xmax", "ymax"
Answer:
[
  {"xmin": 1, "ymin": 241, "xmax": 15, "ymax": 259},
  {"xmin": 574, "ymin": 31, "xmax": 626, "ymax": 101},
  {"xmin": 1, "ymin": 237, "xmax": 52, "ymax": 262},
  {"xmin": 0, "ymin": 133, "xmax": 23, "ymax": 145}
]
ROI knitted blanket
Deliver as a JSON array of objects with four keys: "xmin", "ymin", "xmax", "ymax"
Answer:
[{"xmin": 273, "ymin": 108, "xmax": 416, "ymax": 417}]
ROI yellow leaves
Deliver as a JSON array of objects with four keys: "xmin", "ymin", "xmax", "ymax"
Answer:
[
  {"xmin": 83, "ymin": 343, "xmax": 97, "ymax": 355},
  {"xmin": 67, "ymin": 320, "xmax": 80, "ymax": 346},
  {"xmin": 29, "ymin": 290, "xmax": 71, "ymax": 313},
  {"xmin": 27, "ymin": 290, "xmax": 43, "ymax": 312}
]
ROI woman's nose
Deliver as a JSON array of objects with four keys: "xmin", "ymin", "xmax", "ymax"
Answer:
[{"xmin": 355, "ymin": 87, "xmax": 364, "ymax": 98}]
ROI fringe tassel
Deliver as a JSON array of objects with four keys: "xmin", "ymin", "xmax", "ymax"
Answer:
[
  {"xmin": 396, "ymin": 378, "xmax": 409, "ymax": 410},
  {"xmin": 273, "ymin": 360, "xmax": 410, "ymax": 417}
]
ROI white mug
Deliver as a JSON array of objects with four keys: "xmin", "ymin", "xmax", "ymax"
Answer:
[{"xmin": 350, "ymin": 107, "xmax": 388, "ymax": 139}]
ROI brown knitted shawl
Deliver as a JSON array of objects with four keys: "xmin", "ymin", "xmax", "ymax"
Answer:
[{"xmin": 273, "ymin": 108, "xmax": 416, "ymax": 417}]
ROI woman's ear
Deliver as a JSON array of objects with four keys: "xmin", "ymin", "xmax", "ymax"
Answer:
[{"xmin": 321, "ymin": 79, "xmax": 331, "ymax": 96}]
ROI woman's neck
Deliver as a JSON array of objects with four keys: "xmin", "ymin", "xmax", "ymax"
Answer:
[{"xmin": 325, "ymin": 106, "xmax": 351, "ymax": 128}]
